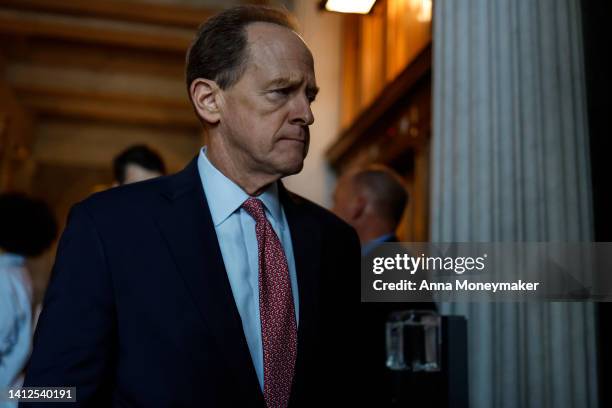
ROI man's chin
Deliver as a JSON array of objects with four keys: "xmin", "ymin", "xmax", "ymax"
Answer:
[{"xmin": 280, "ymin": 160, "xmax": 305, "ymax": 177}]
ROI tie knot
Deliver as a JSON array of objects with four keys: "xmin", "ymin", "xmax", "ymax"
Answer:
[{"xmin": 242, "ymin": 197, "xmax": 266, "ymax": 223}]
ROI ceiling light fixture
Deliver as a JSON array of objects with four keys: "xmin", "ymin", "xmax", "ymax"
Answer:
[{"xmin": 320, "ymin": 0, "xmax": 378, "ymax": 15}]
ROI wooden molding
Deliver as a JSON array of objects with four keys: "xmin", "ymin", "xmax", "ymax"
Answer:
[
  {"xmin": 2, "ymin": 40, "xmax": 185, "ymax": 78},
  {"xmin": 326, "ymin": 43, "xmax": 431, "ymax": 168},
  {"xmin": 0, "ymin": 0, "xmax": 214, "ymax": 29},
  {"xmin": 20, "ymin": 92, "xmax": 198, "ymax": 129},
  {"xmin": 14, "ymin": 84, "xmax": 190, "ymax": 110},
  {"xmin": 0, "ymin": 9, "xmax": 194, "ymax": 52},
  {"xmin": 6, "ymin": 62, "xmax": 187, "ymax": 103}
]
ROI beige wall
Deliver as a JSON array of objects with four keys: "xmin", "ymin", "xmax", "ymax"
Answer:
[{"xmin": 282, "ymin": 1, "xmax": 341, "ymax": 208}]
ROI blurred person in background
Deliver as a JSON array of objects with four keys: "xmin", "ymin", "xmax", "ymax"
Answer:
[
  {"xmin": 332, "ymin": 165, "xmax": 407, "ymax": 253},
  {"xmin": 112, "ymin": 144, "xmax": 166, "ymax": 186},
  {"xmin": 0, "ymin": 193, "xmax": 57, "ymax": 406},
  {"xmin": 332, "ymin": 165, "xmax": 434, "ymax": 406}
]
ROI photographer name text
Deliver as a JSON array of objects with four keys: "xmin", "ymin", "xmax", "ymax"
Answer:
[{"xmin": 373, "ymin": 279, "xmax": 540, "ymax": 292}]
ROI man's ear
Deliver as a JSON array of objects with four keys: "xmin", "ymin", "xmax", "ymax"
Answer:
[
  {"xmin": 190, "ymin": 78, "xmax": 222, "ymax": 124},
  {"xmin": 349, "ymin": 194, "xmax": 367, "ymax": 221}
]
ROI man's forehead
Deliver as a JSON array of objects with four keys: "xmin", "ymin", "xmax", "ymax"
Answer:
[
  {"xmin": 245, "ymin": 22, "xmax": 313, "ymax": 66},
  {"xmin": 245, "ymin": 21, "xmax": 303, "ymax": 43}
]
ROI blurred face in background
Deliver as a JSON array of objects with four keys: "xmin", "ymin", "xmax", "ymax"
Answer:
[{"xmin": 332, "ymin": 175, "xmax": 360, "ymax": 225}]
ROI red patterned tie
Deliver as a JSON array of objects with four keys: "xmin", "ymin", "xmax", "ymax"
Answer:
[{"xmin": 242, "ymin": 197, "xmax": 297, "ymax": 408}]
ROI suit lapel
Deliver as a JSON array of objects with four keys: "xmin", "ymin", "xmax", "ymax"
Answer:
[
  {"xmin": 154, "ymin": 158, "xmax": 264, "ymax": 405},
  {"xmin": 279, "ymin": 184, "xmax": 322, "ymax": 404}
]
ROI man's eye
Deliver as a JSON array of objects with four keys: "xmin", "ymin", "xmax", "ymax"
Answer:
[{"xmin": 271, "ymin": 88, "xmax": 291, "ymax": 96}]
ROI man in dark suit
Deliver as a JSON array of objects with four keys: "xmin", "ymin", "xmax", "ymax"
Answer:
[
  {"xmin": 22, "ymin": 6, "xmax": 360, "ymax": 408},
  {"xmin": 332, "ymin": 165, "xmax": 435, "ymax": 407}
]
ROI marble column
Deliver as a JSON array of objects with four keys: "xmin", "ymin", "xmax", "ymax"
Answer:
[{"xmin": 431, "ymin": 0, "xmax": 597, "ymax": 407}]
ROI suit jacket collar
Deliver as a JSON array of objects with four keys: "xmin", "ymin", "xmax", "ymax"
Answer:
[
  {"xmin": 278, "ymin": 183, "xmax": 322, "ymax": 407},
  {"xmin": 156, "ymin": 157, "xmax": 263, "ymax": 404}
]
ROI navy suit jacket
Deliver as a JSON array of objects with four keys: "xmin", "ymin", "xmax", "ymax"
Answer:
[{"xmin": 22, "ymin": 158, "xmax": 360, "ymax": 407}]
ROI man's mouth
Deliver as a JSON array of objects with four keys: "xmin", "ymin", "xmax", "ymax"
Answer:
[{"xmin": 279, "ymin": 138, "xmax": 305, "ymax": 143}]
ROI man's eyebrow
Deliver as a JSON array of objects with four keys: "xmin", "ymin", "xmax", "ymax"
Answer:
[
  {"xmin": 265, "ymin": 77, "xmax": 298, "ymax": 88},
  {"xmin": 265, "ymin": 77, "xmax": 319, "ymax": 91},
  {"xmin": 264, "ymin": 77, "xmax": 319, "ymax": 99}
]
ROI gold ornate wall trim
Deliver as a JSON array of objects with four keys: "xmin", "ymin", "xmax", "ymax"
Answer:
[{"xmin": 326, "ymin": 43, "xmax": 431, "ymax": 169}]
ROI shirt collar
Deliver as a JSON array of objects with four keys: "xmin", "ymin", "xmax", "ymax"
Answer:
[
  {"xmin": 361, "ymin": 233, "xmax": 396, "ymax": 256},
  {"xmin": 0, "ymin": 252, "xmax": 26, "ymax": 267},
  {"xmin": 197, "ymin": 146, "xmax": 283, "ymax": 227}
]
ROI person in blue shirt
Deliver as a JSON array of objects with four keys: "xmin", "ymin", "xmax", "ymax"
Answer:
[
  {"xmin": 0, "ymin": 193, "xmax": 57, "ymax": 406},
  {"xmin": 332, "ymin": 165, "xmax": 408, "ymax": 254},
  {"xmin": 332, "ymin": 165, "xmax": 437, "ymax": 406}
]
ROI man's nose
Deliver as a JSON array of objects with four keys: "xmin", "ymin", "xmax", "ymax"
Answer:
[{"xmin": 289, "ymin": 95, "xmax": 314, "ymax": 126}]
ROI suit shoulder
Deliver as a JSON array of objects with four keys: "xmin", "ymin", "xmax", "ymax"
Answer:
[{"xmin": 77, "ymin": 175, "xmax": 170, "ymax": 217}]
